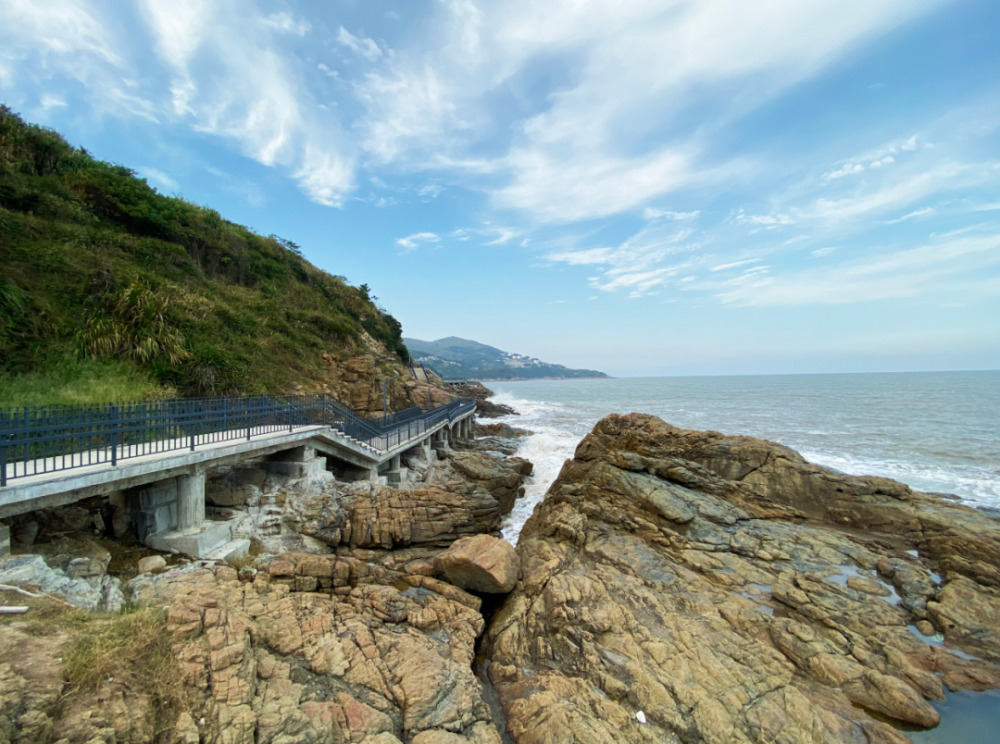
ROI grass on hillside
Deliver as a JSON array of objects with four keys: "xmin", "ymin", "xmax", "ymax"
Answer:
[
  {"xmin": 0, "ymin": 105, "xmax": 409, "ymax": 406},
  {"xmin": 0, "ymin": 357, "xmax": 169, "ymax": 408}
]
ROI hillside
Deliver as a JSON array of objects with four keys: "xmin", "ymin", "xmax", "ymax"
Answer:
[
  {"xmin": 404, "ymin": 336, "xmax": 609, "ymax": 380},
  {"xmin": 0, "ymin": 107, "xmax": 429, "ymax": 411}
]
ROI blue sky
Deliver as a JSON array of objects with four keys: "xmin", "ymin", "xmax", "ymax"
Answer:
[{"xmin": 2, "ymin": 0, "xmax": 999, "ymax": 376}]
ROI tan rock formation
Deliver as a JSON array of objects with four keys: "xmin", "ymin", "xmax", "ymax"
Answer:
[
  {"xmin": 483, "ymin": 414, "xmax": 1000, "ymax": 744},
  {"xmin": 0, "ymin": 552, "xmax": 505, "ymax": 743},
  {"xmin": 434, "ymin": 535, "xmax": 520, "ymax": 594},
  {"xmin": 445, "ymin": 453, "xmax": 532, "ymax": 515},
  {"xmin": 340, "ymin": 485, "xmax": 502, "ymax": 549}
]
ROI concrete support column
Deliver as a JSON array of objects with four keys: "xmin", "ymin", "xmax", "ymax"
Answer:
[
  {"xmin": 176, "ymin": 472, "xmax": 206, "ymax": 531},
  {"xmin": 0, "ymin": 521, "xmax": 9, "ymax": 557},
  {"xmin": 390, "ymin": 454, "xmax": 401, "ymax": 470}
]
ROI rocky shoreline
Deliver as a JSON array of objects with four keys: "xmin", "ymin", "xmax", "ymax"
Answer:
[{"xmin": 3, "ymin": 409, "xmax": 1000, "ymax": 743}]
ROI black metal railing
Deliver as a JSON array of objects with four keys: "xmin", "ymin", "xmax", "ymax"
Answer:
[{"xmin": 0, "ymin": 394, "xmax": 476, "ymax": 486}]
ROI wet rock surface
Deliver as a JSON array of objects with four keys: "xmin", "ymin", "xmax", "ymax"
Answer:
[{"xmin": 483, "ymin": 414, "xmax": 1000, "ymax": 744}]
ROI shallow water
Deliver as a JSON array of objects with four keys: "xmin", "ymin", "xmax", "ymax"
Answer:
[
  {"xmin": 489, "ymin": 372, "xmax": 1000, "ymax": 543},
  {"xmin": 906, "ymin": 689, "xmax": 1000, "ymax": 743}
]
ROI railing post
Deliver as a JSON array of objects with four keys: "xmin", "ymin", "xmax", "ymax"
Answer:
[
  {"xmin": 0, "ymin": 410, "xmax": 7, "ymax": 488},
  {"xmin": 110, "ymin": 403, "xmax": 118, "ymax": 467},
  {"xmin": 322, "ymin": 393, "xmax": 327, "ymax": 427},
  {"xmin": 190, "ymin": 401, "xmax": 196, "ymax": 451},
  {"xmin": 247, "ymin": 398, "xmax": 252, "ymax": 441},
  {"xmin": 289, "ymin": 395, "xmax": 294, "ymax": 433}
]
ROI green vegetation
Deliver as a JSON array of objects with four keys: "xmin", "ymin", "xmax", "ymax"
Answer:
[
  {"xmin": 0, "ymin": 106, "xmax": 409, "ymax": 406},
  {"xmin": 0, "ymin": 358, "xmax": 168, "ymax": 408}
]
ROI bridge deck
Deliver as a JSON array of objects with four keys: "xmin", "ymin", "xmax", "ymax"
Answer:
[{"xmin": 0, "ymin": 407, "xmax": 475, "ymax": 519}]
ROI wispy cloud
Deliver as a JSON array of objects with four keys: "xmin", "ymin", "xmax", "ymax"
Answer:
[
  {"xmin": 137, "ymin": 167, "xmax": 178, "ymax": 191},
  {"xmin": 811, "ymin": 246, "xmax": 836, "ymax": 257},
  {"xmin": 825, "ymin": 163, "xmax": 865, "ymax": 180},
  {"xmin": 546, "ymin": 224, "xmax": 699, "ymax": 297},
  {"xmin": 395, "ymin": 232, "xmax": 440, "ymax": 253},
  {"xmin": 711, "ymin": 258, "xmax": 761, "ymax": 272},
  {"xmin": 885, "ymin": 206, "xmax": 934, "ymax": 224},
  {"xmin": 262, "ymin": 12, "xmax": 311, "ymax": 36},
  {"xmin": 643, "ymin": 208, "xmax": 700, "ymax": 221},
  {"xmin": 734, "ymin": 210, "xmax": 795, "ymax": 226},
  {"xmin": 716, "ymin": 233, "xmax": 1000, "ymax": 306},
  {"xmin": 337, "ymin": 26, "xmax": 382, "ymax": 61},
  {"xmin": 135, "ymin": 0, "xmax": 355, "ymax": 206}
]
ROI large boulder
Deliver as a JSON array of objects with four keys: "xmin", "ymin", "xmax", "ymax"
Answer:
[
  {"xmin": 483, "ymin": 414, "xmax": 1000, "ymax": 743},
  {"xmin": 435, "ymin": 535, "xmax": 519, "ymax": 594}
]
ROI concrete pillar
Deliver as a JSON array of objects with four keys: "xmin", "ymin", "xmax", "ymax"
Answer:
[
  {"xmin": 390, "ymin": 454, "xmax": 401, "ymax": 470},
  {"xmin": 176, "ymin": 472, "xmax": 206, "ymax": 531},
  {"xmin": 0, "ymin": 521, "xmax": 9, "ymax": 557}
]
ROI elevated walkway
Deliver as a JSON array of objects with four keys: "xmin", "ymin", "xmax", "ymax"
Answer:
[{"xmin": 1, "ymin": 394, "xmax": 476, "ymax": 557}]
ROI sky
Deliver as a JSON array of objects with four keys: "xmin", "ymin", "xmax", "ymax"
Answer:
[{"xmin": 2, "ymin": 0, "xmax": 999, "ymax": 377}]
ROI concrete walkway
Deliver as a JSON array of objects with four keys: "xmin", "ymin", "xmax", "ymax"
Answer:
[{"xmin": 0, "ymin": 407, "xmax": 476, "ymax": 559}]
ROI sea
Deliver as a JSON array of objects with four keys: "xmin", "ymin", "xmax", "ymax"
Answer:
[
  {"xmin": 487, "ymin": 370, "xmax": 1000, "ymax": 743},
  {"xmin": 487, "ymin": 371, "xmax": 1000, "ymax": 545}
]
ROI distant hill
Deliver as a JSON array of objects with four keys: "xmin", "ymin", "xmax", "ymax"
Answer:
[{"xmin": 404, "ymin": 336, "xmax": 609, "ymax": 381}]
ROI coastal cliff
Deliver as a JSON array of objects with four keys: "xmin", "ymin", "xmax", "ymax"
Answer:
[
  {"xmin": 484, "ymin": 414, "xmax": 1000, "ymax": 743},
  {"xmin": 3, "ymin": 413, "xmax": 1000, "ymax": 743}
]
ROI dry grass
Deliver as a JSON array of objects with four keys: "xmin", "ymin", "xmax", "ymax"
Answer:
[
  {"xmin": 0, "ymin": 591, "xmax": 90, "ymax": 634},
  {"xmin": 62, "ymin": 606, "xmax": 185, "ymax": 730}
]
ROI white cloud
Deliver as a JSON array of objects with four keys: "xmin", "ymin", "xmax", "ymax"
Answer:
[
  {"xmin": 262, "ymin": 12, "xmax": 310, "ymax": 36},
  {"xmin": 137, "ymin": 166, "xmax": 178, "ymax": 191},
  {"xmin": 136, "ymin": 0, "xmax": 355, "ymax": 206},
  {"xmin": 884, "ymin": 207, "xmax": 934, "ymax": 225},
  {"xmin": 808, "ymin": 163, "xmax": 971, "ymax": 221},
  {"xmin": 716, "ymin": 233, "xmax": 1000, "ymax": 306},
  {"xmin": 349, "ymin": 0, "xmax": 947, "ymax": 223},
  {"xmin": 869, "ymin": 155, "xmax": 895, "ymax": 168},
  {"xmin": 0, "ymin": 0, "xmax": 120, "ymax": 67},
  {"xmin": 783, "ymin": 235, "xmax": 810, "ymax": 245},
  {"xmin": 395, "ymin": 232, "xmax": 441, "ymax": 252},
  {"xmin": 901, "ymin": 135, "xmax": 919, "ymax": 151},
  {"xmin": 39, "ymin": 93, "xmax": 68, "ymax": 110},
  {"xmin": 643, "ymin": 208, "xmax": 700, "ymax": 221},
  {"xmin": 811, "ymin": 246, "xmax": 836, "ymax": 257},
  {"xmin": 711, "ymin": 258, "xmax": 761, "ymax": 271},
  {"xmin": 418, "ymin": 184, "xmax": 444, "ymax": 198},
  {"xmin": 735, "ymin": 210, "xmax": 795, "ymax": 226},
  {"xmin": 206, "ymin": 166, "xmax": 265, "ymax": 206},
  {"xmin": 546, "ymin": 224, "xmax": 699, "ymax": 297},
  {"xmin": 826, "ymin": 163, "xmax": 865, "ymax": 180},
  {"xmin": 337, "ymin": 27, "xmax": 382, "ymax": 61}
]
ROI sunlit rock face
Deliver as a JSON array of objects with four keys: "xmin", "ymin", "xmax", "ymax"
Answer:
[{"xmin": 483, "ymin": 413, "xmax": 1000, "ymax": 744}]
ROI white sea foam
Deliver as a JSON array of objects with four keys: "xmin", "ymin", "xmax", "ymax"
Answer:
[
  {"xmin": 802, "ymin": 450, "xmax": 1000, "ymax": 509},
  {"xmin": 485, "ymin": 393, "xmax": 590, "ymax": 545},
  {"xmin": 482, "ymin": 373, "xmax": 1000, "ymax": 545}
]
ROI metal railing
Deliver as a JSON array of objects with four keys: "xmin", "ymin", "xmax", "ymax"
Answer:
[{"xmin": 0, "ymin": 393, "xmax": 476, "ymax": 486}]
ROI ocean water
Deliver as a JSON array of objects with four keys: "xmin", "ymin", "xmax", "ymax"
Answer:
[{"xmin": 488, "ymin": 371, "xmax": 1000, "ymax": 543}]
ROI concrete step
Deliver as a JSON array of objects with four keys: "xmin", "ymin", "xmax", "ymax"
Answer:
[
  {"xmin": 205, "ymin": 538, "xmax": 251, "ymax": 563},
  {"xmin": 146, "ymin": 520, "xmax": 233, "ymax": 558}
]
